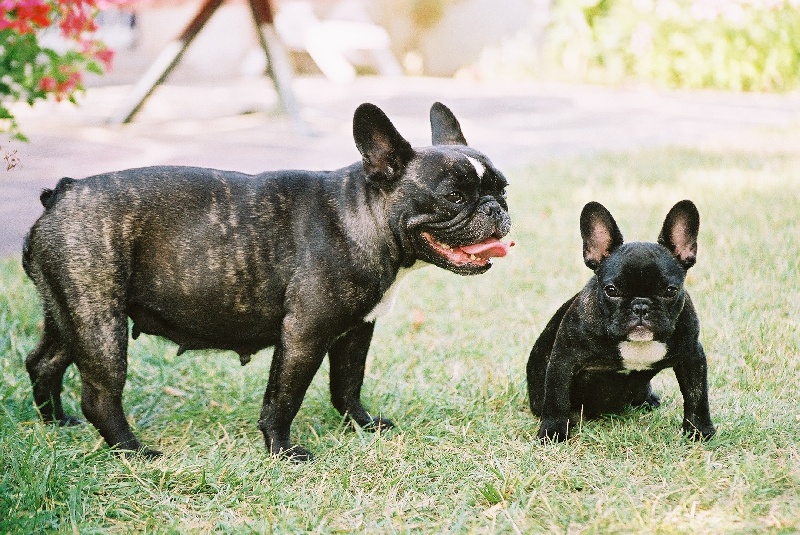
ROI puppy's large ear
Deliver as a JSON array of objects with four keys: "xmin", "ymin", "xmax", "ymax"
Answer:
[
  {"xmin": 658, "ymin": 200, "xmax": 699, "ymax": 270},
  {"xmin": 580, "ymin": 202, "xmax": 624, "ymax": 270},
  {"xmin": 353, "ymin": 103, "xmax": 414, "ymax": 187},
  {"xmin": 430, "ymin": 102, "xmax": 468, "ymax": 146}
]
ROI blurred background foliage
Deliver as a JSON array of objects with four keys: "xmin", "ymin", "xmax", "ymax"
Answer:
[{"xmin": 474, "ymin": 0, "xmax": 800, "ymax": 91}]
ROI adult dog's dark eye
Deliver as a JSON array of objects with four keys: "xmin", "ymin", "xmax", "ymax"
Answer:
[
  {"xmin": 664, "ymin": 286, "xmax": 679, "ymax": 298},
  {"xmin": 604, "ymin": 285, "xmax": 620, "ymax": 298},
  {"xmin": 446, "ymin": 191, "xmax": 465, "ymax": 204}
]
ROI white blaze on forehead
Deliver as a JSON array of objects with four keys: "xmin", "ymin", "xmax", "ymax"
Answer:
[{"xmin": 466, "ymin": 156, "xmax": 485, "ymax": 177}]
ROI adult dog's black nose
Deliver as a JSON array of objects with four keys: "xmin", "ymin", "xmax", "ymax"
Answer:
[{"xmin": 479, "ymin": 199, "xmax": 506, "ymax": 220}]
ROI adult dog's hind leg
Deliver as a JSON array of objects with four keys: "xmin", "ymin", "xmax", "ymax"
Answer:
[
  {"xmin": 26, "ymin": 314, "xmax": 81, "ymax": 426},
  {"xmin": 72, "ymin": 309, "xmax": 160, "ymax": 457}
]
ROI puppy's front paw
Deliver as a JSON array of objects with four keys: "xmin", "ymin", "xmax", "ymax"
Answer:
[
  {"xmin": 537, "ymin": 418, "xmax": 571, "ymax": 443},
  {"xmin": 682, "ymin": 419, "xmax": 715, "ymax": 441},
  {"xmin": 643, "ymin": 392, "xmax": 661, "ymax": 410},
  {"xmin": 359, "ymin": 415, "xmax": 394, "ymax": 433}
]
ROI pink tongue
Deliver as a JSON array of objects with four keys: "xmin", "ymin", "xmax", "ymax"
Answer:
[{"xmin": 460, "ymin": 238, "xmax": 515, "ymax": 258}]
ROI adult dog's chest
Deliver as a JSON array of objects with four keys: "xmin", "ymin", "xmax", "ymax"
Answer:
[{"xmin": 364, "ymin": 261, "xmax": 429, "ymax": 322}]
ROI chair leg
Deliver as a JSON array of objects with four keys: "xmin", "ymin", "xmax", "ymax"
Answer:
[
  {"xmin": 249, "ymin": 0, "xmax": 309, "ymax": 135},
  {"xmin": 112, "ymin": 0, "xmax": 224, "ymax": 125}
]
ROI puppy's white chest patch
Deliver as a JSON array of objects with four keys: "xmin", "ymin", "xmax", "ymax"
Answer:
[
  {"xmin": 618, "ymin": 341, "xmax": 667, "ymax": 372},
  {"xmin": 364, "ymin": 261, "xmax": 428, "ymax": 322}
]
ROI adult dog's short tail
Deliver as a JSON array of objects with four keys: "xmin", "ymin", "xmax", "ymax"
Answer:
[
  {"xmin": 23, "ymin": 177, "xmax": 76, "ymax": 277},
  {"xmin": 39, "ymin": 177, "xmax": 75, "ymax": 209}
]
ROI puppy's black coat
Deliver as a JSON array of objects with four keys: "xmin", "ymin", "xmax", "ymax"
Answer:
[
  {"xmin": 23, "ymin": 103, "xmax": 512, "ymax": 461},
  {"xmin": 527, "ymin": 201, "xmax": 714, "ymax": 442}
]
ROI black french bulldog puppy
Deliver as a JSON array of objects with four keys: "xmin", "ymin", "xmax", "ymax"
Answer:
[
  {"xmin": 23, "ymin": 102, "xmax": 513, "ymax": 461},
  {"xmin": 527, "ymin": 200, "xmax": 714, "ymax": 442}
]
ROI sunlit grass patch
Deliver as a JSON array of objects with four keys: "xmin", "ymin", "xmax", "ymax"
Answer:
[{"xmin": 1, "ymin": 140, "xmax": 799, "ymax": 532}]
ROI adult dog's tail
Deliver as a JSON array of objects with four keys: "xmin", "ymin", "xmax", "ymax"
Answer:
[
  {"xmin": 39, "ymin": 177, "xmax": 75, "ymax": 209},
  {"xmin": 23, "ymin": 177, "xmax": 76, "ymax": 277}
]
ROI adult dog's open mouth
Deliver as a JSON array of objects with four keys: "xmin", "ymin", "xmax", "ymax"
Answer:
[{"xmin": 421, "ymin": 231, "xmax": 514, "ymax": 268}]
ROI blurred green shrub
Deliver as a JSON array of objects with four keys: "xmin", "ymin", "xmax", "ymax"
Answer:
[{"xmin": 478, "ymin": 0, "xmax": 800, "ymax": 91}]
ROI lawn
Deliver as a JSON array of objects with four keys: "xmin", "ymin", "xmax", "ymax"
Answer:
[{"xmin": 1, "ymin": 134, "xmax": 799, "ymax": 533}]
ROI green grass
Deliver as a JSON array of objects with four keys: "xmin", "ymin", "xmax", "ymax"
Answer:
[{"xmin": 2, "ymin": 135, "xmax": 800, "ymax": 533}]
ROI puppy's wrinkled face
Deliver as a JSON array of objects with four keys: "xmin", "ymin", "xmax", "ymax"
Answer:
[
  {"xmin": 395, "ymin": 146, "xmax": 511, "ymax": 275},
  {"xmin": 595, "ymin": 242, "xmax": 687, "ymax": 342}
]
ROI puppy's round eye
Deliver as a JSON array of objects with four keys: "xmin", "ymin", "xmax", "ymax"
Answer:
[
  {"xmin": 664, "ymin": 286, "xmax": 679, "ymax": 298},
  {"xmin": 604, "ymin": 285, "xmax": 620, "ymax": 298},
  {"xmin": 446, "ymin": 191, "xmax": 465, "ymax": 204}
]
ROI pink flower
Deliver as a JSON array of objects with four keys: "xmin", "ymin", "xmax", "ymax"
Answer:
[
  {"xmin": 79, "ymin": 39, "xmax": 115, "ymax": 70},
  {"xmin": 58, "ymin": 0, "xmax": 99, "ymax": 38},
  {"xmin": 39, "ymin": 76, "xmax": 57, "ymax": 92},
  {"xmin": 1, "ymin": 0, "xmax": 122, "ymax": 139},
  {"xmin": 93, "ymin": 45, "xmax": 114, "ymax": 70},
  {"xmin": 0, "ymin": 0, "xmax": 51, "ymax": 34}
]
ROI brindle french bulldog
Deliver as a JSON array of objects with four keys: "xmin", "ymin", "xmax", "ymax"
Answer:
[{"xmin": 23, "ymin": 102, "xmax": 513, "ymax": 461}]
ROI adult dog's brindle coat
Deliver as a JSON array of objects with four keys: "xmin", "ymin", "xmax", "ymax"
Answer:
[{"xmin": 22, "ymin": 103, "xmax": 512, "ymax": 461}]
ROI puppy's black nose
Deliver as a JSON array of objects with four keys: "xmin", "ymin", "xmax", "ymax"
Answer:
[{"xmin": 632, "ymin": 301, "xmax": 649, "ymax": 318}]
